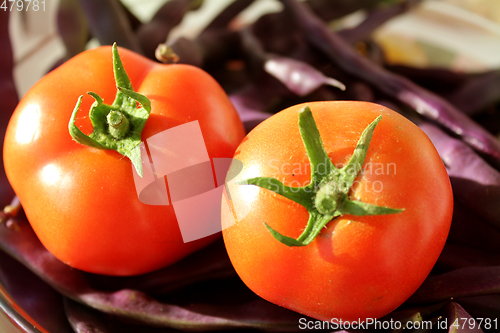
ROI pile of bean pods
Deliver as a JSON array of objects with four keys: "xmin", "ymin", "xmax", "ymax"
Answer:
[{"xmin": 0, "ymin": 0, "xmax": 499, "ymax": 332}]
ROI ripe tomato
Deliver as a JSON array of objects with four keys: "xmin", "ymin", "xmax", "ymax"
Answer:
[
  {"xmin": 222, "ymin": 101, "xmax": 453, "ymax": 322},
  {"xmin": 4, "ymin": 45, "xmax": 245, "ymax": 276}
]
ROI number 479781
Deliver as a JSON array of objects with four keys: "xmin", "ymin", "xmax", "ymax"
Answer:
[{"xmin": 1, "ymin": 0, "xmax": 45, "ymax": 11}]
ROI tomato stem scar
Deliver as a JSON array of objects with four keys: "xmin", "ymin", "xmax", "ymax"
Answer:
[
  {"xmin": 241, "ymin": 106, "xmax": 404, "ymax": 247},
  {"xmin": 68, "ymin": 43, "xmax": 151, "ymax": 177}
]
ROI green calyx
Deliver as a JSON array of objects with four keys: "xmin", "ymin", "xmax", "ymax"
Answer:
[
  {"xmin": 241, "ymin": 106, "xmax": 404, "ymax": 247},
  {"xmin": 68, "ymin": 43, "xmax": 151, "ymax": 177}
]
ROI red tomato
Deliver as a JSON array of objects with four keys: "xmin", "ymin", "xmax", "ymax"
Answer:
[
  {"xmin": 4, "ymin": 46, "xmax": 245, "ymax": 276},
  {"xmin": 222, "ymin": 101, "xmax": 453, "ymax": 322}
]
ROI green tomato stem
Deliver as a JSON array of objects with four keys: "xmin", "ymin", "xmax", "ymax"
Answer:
[
  {"xmin": 242, "ymin": 106, "xmax": 404, "ymax": 247},
  {"xmin": 107, "ymin": 111, "xmax": 130, "ymax": 139},
  {"xmin": 314, "ymin": 182, "xmax": 344, "ymax": 215},
  {"xmin": 68, "ymin": 43, "xmax": 151, "ymax": 177}
]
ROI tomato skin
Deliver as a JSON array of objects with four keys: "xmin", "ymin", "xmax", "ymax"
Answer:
[
  {"xmin": 222, "ymin": 101, "xmax": 453, "ymax": 322},
  {"xmin": 4, "ymin": 46, "xmax": 245, "ymax": 276}
]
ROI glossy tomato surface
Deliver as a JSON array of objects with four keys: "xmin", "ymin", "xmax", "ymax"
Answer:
[
  {"xmin": 4, "ymin": 46, "xmax": 245, "ymax": 276},
  {"xmin": 222, "ymin": 101, "xmax": 453, "ymax": 322}
]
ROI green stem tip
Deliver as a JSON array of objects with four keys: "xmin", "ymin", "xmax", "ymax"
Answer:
[
  {"xmin": 242, "ymin": 106, "xmax": 404, "ymax": 247},
  {"xmin": 68, "ymin": 43, "xmax": 151, "ymax": 177}
]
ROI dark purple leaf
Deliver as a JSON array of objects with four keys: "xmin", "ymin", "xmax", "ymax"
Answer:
[
  {"xmin": 77, "ymin": 0, "xmax": 142, "ymax": 53},
  {"xmin": 408, "ymin": 266, "xmax": 500, "ymax": 304},
  {"xmin": 280, "ymin": 0, "xmax": 500, "ymax": 166}
]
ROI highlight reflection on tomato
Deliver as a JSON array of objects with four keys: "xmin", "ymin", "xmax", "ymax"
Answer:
[
  {"xmin": 222, "ymin": 101, "xmax": 453, "ymax": 322},
  {"xmin": 4, "ymin": 45, "xmax": 245, "ymax": 276}
]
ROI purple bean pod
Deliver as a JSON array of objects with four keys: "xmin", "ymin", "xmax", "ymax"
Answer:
[
  {"xmin": 446, "ymin": 70, "xmax": 500, "ymax": 117},
  {"xmin": 240, "ymin": 27, "xmax": 346, "ymax": 99},
  {"xmin": 279, "ymin": 0, "xmax": 500, "ymax": 166},
  {"xmin": 447, "ymin": 204, "xmax": 500, "ymax": 254},
  {"xmin": 229, "ymin": 85, "xmax": 274, "ymax": 133},
  {"xmin": 443, "ymin": 302, "xmax": 484, "ymax": 333},
  {"xmin": 378, "ymin": 301, "xmax": 447, "ymax": 331},
  {"xmin": 338, "ymin": 0, "xmax": 423, "ymax": 44},
  {"xmin": 137, "ymin": 0, "xmax": 203, "ymax": 59},
  {"xmin": 64, "ymin": 297, "xmax": 182, "ymax": 333},
  {"xmin": 407, "ymin": 266, "xmax": 500, "ymax": 305},
  {"xmin": 159, "ymin": 0, "xmax": 255, "ymax": 66},
  {"xmin": 385, "ymin": 65, "xmax": 469, "ymax": 96},
  {"xmin": 0, "ymin": 219, "xmax": 309, "ymax": 331},
  {"xmin": 76, "ymin": 0, "xmax": 142, "ymax": 53},
  {"xmin": 203, "ymin": 0, "xmax": 255, "ymax": 31},
  {"xmin": 64, "ymin": 298, "xmax": 112, "ymax": 333},
  {"xmin": 57, "ymin": 0, "xmax": 89, "ymax": 59},
  {"xmin": 0, "ymin": 10, "xmax": 18, "ymax": 207},
  {"xmin": 251, "ymin": 11, "xmax": 304, "ymax": 56},
  {"xmin": 386, "ymin": 66, "xmax": 500, "ymax": 117},
  {"xmin": 0, "ymin": 250, "xmax": 72, "ymax": 333},
  {"xmin": 264, "ymin": 55, "xmax": 346, "ymax": 96},
  {"xmin": 163, "ymin": 29, "xmax": 242, "ymax": 69},
  {"xmin": 457, "ymin": 295, "xmax": 500, "ymax": 321},
  {"xmin": 436, "ymin": 242, "xmax": 500, "ymax": 272},
  {"xmin": 419, "ymin": 122, "xmax": 500, "ymax": 231},
  {"xmin": 84, "ymin": 239, "xmax": 236, "ymax": 295},
  {"xmin": 158, "ymin": 0, "xmax": 258, "ymax": 66},
  {"xmin": 306, "ymin": 0, "xmax": 386, "ymax": 22},
  {"xmin": 119, "ymin": 1, "xmax": 142, "ymax": 32}
]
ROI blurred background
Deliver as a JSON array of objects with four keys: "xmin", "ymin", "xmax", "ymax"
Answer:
[{"xmin": 10, "ymin": 0, "xmax": 500, "ymax": 96}]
